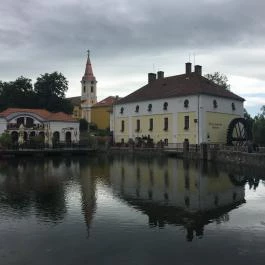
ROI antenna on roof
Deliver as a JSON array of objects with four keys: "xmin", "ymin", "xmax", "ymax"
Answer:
[{"xmin": 193, "ymin": 52, "xmax": 196, "ymax": 66}]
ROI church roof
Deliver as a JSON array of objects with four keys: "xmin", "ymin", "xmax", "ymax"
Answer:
[
  {"xmin": 92, "ymin": 96, "xmax": 121, "ymax": 108},
  {"xmin": 116, "ymin": 72, "xmax": 244, "ymax": 105},
  {"xmin": 0, "ymin": 108, "xmax": 77, "ymax": 122},
  {"xmin": 81, "ymin": 50, "xmax": 96, "ymax": 82},
  {"xmin": 67, "ymin": 96, "xmax": 81, "ymax": 106}
]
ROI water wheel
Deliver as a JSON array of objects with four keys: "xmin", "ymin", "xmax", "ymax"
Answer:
[{"xmin": 227, "ymin": 118, "xmax": 252, "ymax": 146}]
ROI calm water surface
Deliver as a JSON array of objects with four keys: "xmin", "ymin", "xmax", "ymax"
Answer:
[{"xmin": 0, "ymin": 155, "xmax": 265, "ymax": 265}]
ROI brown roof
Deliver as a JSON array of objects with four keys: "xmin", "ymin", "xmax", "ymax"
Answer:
[
  {"xmin": 67, "ymin": 96, "xmax": 81, "ymax": 106},
  {"xmin": 92, "ymin": 96, "xmax": 121, "ymax": 108},
  {"xmin": 0, "ymin": 108, "xmax": 77, "ymax": 122},
  {"xmin": 116, "ymin": 73, "xmax": 244, "ymax": 105}
]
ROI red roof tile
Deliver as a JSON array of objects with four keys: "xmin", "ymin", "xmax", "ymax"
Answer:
[
  {"xmin": 0, "ymin": 108, "xmax": 77, "ymax": 122},
  {"xmin": 92, "ymin": 96, "xmax": 121, "ymax": 107},
  {"xmin": 116, "ymin": 73, "xmax": 244, "ymax": 105}
]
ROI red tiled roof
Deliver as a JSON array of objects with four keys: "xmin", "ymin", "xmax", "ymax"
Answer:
[
  {"xmin": 82, "ymin": 52, "xmax": 96, "ymax": 82},
  {"xmin": 0, "ymin": 108, "xmax": 77, "ymax": 122},
  {"xmin": 116, "ymin": 73, "xmax": 244, "ymax": 105},
  {"xmin": 92, "ymin": 96, "xmax": 121, "ymax": 107}
]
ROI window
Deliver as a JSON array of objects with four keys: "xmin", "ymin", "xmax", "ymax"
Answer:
[
  {"xmin": 135, "ymin": 105, "xmax": 139, "ymax": 112},
  {"xmin": 91, "ymin": 86, "xmax": 94, "ymax": 93},
  {"xmin": 136, "ymin": 119, "xmax": 140, "ymax": 132},
  {"xmin": 91, "ymin": 81, "xmax": 94, "ymax": 84},
  {"xmin": 148, "ymin": 104, "xmax": 152, "ymax": 112},
  {"xmin": 184, "ymin": 116, "xmax": 189, "ymax": 130},
  {"xmin": 164, "ymin": 138, "xmax": 168, "ymax": 146},
  {"xmin": 184, "ymin": 99, "xmax": 189, "ymax": 108},
  {"xmin": 149, "ymin": 118, "xmax": 153, "ymax": 131},
  {"xmin": 232, "ymin": 102, "xmax": 236, "ymax": 111},
  {"xmin": 163, "ymin": 102, "xmax": 168, "ymax": 110},
  {"xmin": 83, "ymin": 86, "xmax": 86, "ymax": 93},
  {"xmin": 121, "ymin": 120, "xmax": 125, "ymax": 132},
  {"xmin": 213, "ymin": 99, "xmax": 218, "ymax": 108},
  {"xmin": 164, "ymin": 117, "xmax": 168, "ymax": 131},
  {"xmin": 120, "ymin": 107, "xmax": 124, "ymax": 114}
]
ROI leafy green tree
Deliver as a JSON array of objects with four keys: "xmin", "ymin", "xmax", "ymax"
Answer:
[
  {"xmin": 0, "ymin": 132, "xmax": 12, "ymax": 148},
  {"xmin": 244, "ymin": 108, "xmax": 254, "ymax": 131},
  {"xmin": 253, "ymin": 106, "xmax": 265, "ymax": 145},
  {"xmin": 204, "ymin": 72, "xmax": 231, "ymax": 90},
  {"xmin": 34, "ymin": 72, "xmax": 68, "ymax": 98},
  {"xmin": 0, "ymin": 73, "xmax": 73, "ymax": 114},
  {"xmin": 0, "ymin": 77, "xmax": 37, "ymax": 111},
  {"xmin": 34, "ymin": 72, "xmax": 73, "ymax": 113},
  {"xmin": 79, "ymin": 118, "xmax": 89, "ymax": 131}
]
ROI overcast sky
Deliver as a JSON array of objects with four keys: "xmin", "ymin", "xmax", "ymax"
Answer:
[{"xmin": 1, "ymin": 0, "xmax": 265, "ymax": 116}]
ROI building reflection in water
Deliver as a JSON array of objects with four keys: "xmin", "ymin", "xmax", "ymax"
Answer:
[
  {"xmin": 2, "ymin": 155, "xmax": 265, "ymax": 242},
  {"xmin": 109, "ymin": 156, "xmax": 246, "ymax": 241}
]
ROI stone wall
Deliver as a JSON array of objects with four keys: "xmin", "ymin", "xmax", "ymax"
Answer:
[{"xmin": 214, "ymin": 150, "xmax": 265, "ymax": 168}]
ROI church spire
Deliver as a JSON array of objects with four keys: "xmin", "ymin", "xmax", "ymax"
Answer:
[{"xmin": 82, "ymin": 49, "xmax": 96, "ymax": 82}]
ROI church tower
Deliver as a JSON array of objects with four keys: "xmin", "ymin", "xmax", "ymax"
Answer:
[{"xmin": 81, "ymin": 50, "xmax": 97, "ymax": 122}]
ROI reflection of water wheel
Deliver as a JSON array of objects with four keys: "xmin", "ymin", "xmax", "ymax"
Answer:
[
  {"xmin": 227, "ymin": 118, "xmax": 252, "ymax": 146},
  {"xmin": 229, "ymin": 174, "xmax": 247, "ymax": 186}
]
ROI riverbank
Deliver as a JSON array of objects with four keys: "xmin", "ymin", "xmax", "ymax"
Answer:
[{"xmin": 0, "ymin": 147, "xmax": 96, "ymax": 158}]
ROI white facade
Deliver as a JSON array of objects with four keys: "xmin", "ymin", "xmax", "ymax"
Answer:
[
  {"xmin": 0, "ymin": 109, "xmax": 79, "ymax": 146},
  {"xmin": 113, "ymin": 94, "xmax": 244, "ymax": 144}
]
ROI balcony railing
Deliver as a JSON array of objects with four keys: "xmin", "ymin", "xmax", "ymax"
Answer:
[{"xmin": 7, "ymin": 124, "xmax": 45, "ymax": 130}]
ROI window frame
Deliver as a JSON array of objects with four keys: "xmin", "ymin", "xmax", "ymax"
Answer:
[{"xmin": 184, "ymin": 115, "xmax": 189, "ymax": 130}]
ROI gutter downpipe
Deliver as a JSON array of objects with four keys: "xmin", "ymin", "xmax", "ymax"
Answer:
[{"xmin": 198, "ymin": 95, "xmax": 200, "ymax": 145}]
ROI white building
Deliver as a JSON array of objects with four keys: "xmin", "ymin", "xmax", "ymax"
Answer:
[
  {"xmin": 112, "ymin": 63, "xmax": 244, "ymax": 144},
  {"xmin": 0, "ymin": 108, "xmax": 79, "ymax": 146}
]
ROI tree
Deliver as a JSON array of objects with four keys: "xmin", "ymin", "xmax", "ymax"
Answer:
[
  {"xmin": 204, "ymin": 72, "xmax": 231, "ymax": 90},
  {"xmin": 34, "ymin": 72, "xmax": 68, "ymax": 98},
  {"xmin": 34, "ymin": 72, "xmax": 73, "ymax": 113},
  {"xmin": 0, "ymin": 132, "xmax": 12, "ymax": 148},
  {"xmin": 244, "ymin": 108, "xmax": 254, "ymax": 131},
  {"xmin": 79, "ymin": 118, "xmax": 89, "ymax": 131},
  {"xmin": 252, "ymin": 106, "xmax": 265, "ymax": 145},
  {"xmin": 0, "ymin": 77, "xmax": 37, "ymax": 111}
]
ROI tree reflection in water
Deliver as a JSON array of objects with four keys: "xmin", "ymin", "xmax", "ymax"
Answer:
[{"xmin": 0, "ymin": 154, "xmax": 265, "ymax": 242}]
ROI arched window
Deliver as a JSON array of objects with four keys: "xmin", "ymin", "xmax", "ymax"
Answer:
[
  {"xmin": 135, "ymin": 105, "xmax": 139, "ymax": 112},
  {"xmin": 213, "ymin": 99, "xmax": 218, "ymax": 108},
  {"xmin": 184, "ymin": 99, "xmax": 189, "ymax": 108},
  {"xmin": 120, "ymin": 107, "xmax": 124, "ymax": 114},
  {"xmin": 148, "ymin": 104, "xmax": 152, "ymax": 112},
  {"xmin": 163, "ymin": 102, "xmax": 168, "ymax": 110},
  {"xmin": 232, "ymin": 102, "xmax": 236, "ymax": 111}
]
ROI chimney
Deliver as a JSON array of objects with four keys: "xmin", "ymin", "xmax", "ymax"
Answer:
[
  {"xmin": 185, "ymin": 62, "xmax": 192, "ymax": 75},
  {"xmin": 148, "ymin": 73, "xmax": 156, "ymax": 83},
  {"xmin": 157, "ymin": 71, "xmax": 164, "ymax": 79},
  {"xmin": 194, "ymin": 65, "xmax": 202, "ymax": 76}
]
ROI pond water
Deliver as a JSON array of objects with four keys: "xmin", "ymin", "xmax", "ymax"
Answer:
[{"xmin": 0, "ymin": 154, "xmax": 265, "ymax": 265}]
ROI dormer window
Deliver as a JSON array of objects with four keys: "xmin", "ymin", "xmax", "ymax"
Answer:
[
  {"xmin": 232, "ymin": 102, "xmax": 236, "ymax": 111},
  {"xmin": 213, "ymin": 100, "xmax": 218, "ymax": 108},
  {"xmin": 120, "ymin": 107, "xmax": 124, "ymax": 114},
  {"xmin": 184, "ymin": 99, "xmax": 189, "ymax": 108},
  {"xmin": 163, "ymin": 102, "xmax": 168, "ymax": 110},
  {"xmin": 135, "ymin": 105, "xmax": 139, "ymax": 112},
  {"xmin": 148, "ymin": 104, "xmax": 152, "ymax": 112}
]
